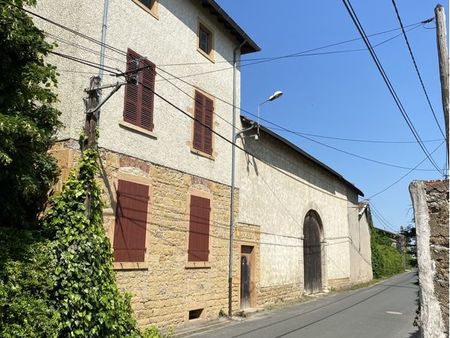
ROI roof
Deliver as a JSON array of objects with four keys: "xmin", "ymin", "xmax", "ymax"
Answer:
[
  {"xmin": 197, "ymin": 0, "xmax": 260, "ymax": 54},
  {"xmin": 241, "ymin": 116, "xmax": 364, "ymax": 196}
]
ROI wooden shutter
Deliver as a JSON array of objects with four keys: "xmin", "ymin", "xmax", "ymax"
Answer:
[
  {"xmin": 193, "ymin": 91, "xmax": 213, "ymax": 155},
  {"xmin": 188, "ymin": 195, "xmax": 211, "ymax": 262},
  {"xmin": 193, "ymin": 92, "xmax": 204, "ymax": 151},
  {"xmin": 203, "ymin": 96, "xmax": 213, "ymax": 155},
  {"xmin": 124, "ymin": 49, "xmax": 139, "ymax": 125},
  {"xmin": 140, "ymin": 58, "xmax": 155, "ymax": 131},
  {"xmin": 113, "ymin": 180, "xmax": 149, "ymax": 262},
  {"xmin": 123, "ymin": 48, "xmax": 155, "ymax": 131}
]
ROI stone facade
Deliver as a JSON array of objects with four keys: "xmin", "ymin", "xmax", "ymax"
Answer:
[
  {"xmin": 40, "ymin": 0, "xmax": 372, "ymax": 330},
  {"xmin": 54, "ymin": 143, "xmax": 246, "ymax": 328},
  {"xmin": 410, "ymin": 179, "xmax": 449, "ymax": 338}
]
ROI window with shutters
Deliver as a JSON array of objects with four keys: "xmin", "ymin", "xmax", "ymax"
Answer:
[
  {"xmin": 113, "ymin": 179, "xmax": 149, "ymax": 262},
  {"xmin": 188, "ymin": 195, "xmax": 211, "ymax": 262},
  {"xmin": 192, "ymin": 91, "xmax": 214, "ymax": 156},
  {"xmin": 123, "ymin": 48, "xmax": 156, "ymax": 132}
]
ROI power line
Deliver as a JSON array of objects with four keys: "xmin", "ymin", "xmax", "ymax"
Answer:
[
  {"xmin": 370, "ymin": 203, "xmax": 397, "ymax": 233},
  {"xmin": 52, "ymin": 44, "xmax": 442, "ymax": 173},
  {"xmin": 366, "ymin": 141, "xmax": 445, "ymax": 200},
  {"xmin": 391, "ymin": 0, "xmax": 446, "ymax": 139},
  {"xmin": 342, "ymin": 0, "xmax": 443, "ymax": 175},
  {"xmin": 157, "ymin": 20, "xmax": 426, "ymax": 67},
  {"xmin": 268, "ymin": 127, "xmax": 443, "ymax": 144},
  {"xmin": 263, "ymin": 124, "xmax": 440, "ymax": 171}
]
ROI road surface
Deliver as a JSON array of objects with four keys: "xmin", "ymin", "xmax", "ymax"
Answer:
[{"xmin": 193, "ymin": 272, "xmax": 419, "ymax": 338}]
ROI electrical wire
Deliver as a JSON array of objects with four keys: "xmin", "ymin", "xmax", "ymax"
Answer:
[
  {"xmin": 268, "ymin": 127, "xmax": 443, "ymax": 144},
  {"xmin": 342, "ymin": 0, "xmax": 443, "ymax": 175},
  {"xmin": 391, "ymin": 0, "xmax": 446, "ymax": 139},
  {"xmin": 366, "ymin": 141, "xmax": 445, "ymax": 200},
  {"xmin": 51, "ymin": 47, "xmax": 443, "ymax": 173},
  {"xmin": 391, "ymin": 0, "xmax": 448, "ymax": 178}
]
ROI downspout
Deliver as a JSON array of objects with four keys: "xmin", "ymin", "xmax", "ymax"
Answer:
[
  {"xmin": 97, "ymin": 0, "xmax": 110, "ymax": 123},
  {"xmin": 228, "ymin": 39, "xmax": 246, "ymax": 317}
]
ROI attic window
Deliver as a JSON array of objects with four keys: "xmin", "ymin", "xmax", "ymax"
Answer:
[
  {"xmin": 134, "ymin": 0, "xmax": 158, "ymax": 17},
  {"xmin": 198, "ymin": 23, "xmax": 214, "ymax": 61}
]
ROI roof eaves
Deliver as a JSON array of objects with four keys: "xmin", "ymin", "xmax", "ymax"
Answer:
[
  {"xmin": 198, "ymin": 0, "xmax": 261, "ymax": 54},
  {"xmin": 241, "ymin": 116, "xmax": 364, "ymax": 197}
]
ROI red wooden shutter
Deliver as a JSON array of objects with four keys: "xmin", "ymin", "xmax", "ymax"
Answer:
[
  {"xmin": 188, "ymin": 196, "xmax": 211, "ymax": 262},
  {"xmin": 113, "ymin": 180, "xmax": 149, "ymax": 262},
  {"xmin": 123, "ymin": 48, "xmax": 155, "ymax": 131},
  {"xmin": 203, "ymin": 96, "xmax": 213, "ymax": 155},
  {"xmin": 193, "ymin": 92, "xmax": 204, "ymax": 151},
  {"xmin": 124, "ymin": 49, "xmax": 139, "ymax": 125},
  {"xmin": 140, "ymin": 58, "xmax": 155, "ymax": 131}
]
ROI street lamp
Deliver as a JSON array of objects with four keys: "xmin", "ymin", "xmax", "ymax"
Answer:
[
  {"xmin": 257, "ymin": 90, "xmax": 283, "ymax": 136},
  {"xmin": 227, "ymin": 90, "xmax": 283, "ymax": 317}
]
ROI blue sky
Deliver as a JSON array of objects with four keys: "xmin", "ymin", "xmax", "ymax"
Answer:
[{"xmin": 217, "ymin": 0, "xmax": 448, "ymax": 232}]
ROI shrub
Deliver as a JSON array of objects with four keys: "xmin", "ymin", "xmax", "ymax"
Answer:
[
  {"xmin": 371, "ymin": 228, "xmax": 403, "ymax": 278},
  {"xmin": 0, "ymin": 228, "xmax": 59, "ymax": 337}
]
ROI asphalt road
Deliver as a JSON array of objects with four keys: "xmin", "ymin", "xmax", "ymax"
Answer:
[{"xmin": 193, "ymin": 272, "xmax": 419, "ymax": 338}]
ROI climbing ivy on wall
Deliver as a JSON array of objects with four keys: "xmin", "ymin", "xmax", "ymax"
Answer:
[{"xmin": 42, "ymin": 148, "xmax": 141, "ymax": 338}]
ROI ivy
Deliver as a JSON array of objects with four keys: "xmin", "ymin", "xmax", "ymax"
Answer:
[{"xmin": 42, "ymin": 149, "xmax": 141, "ymax": 338}]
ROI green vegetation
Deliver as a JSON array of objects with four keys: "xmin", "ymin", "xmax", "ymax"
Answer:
[
  {"xmin": 0, "ymin": 0, "xmax": 61, "ymax": 229},
  {"xmin": 42, "ymin": 149, "xmax": 141, "ymax": 337},
  {"xmin": 0, "ymin": 2, "xmax": 172, "ymax": 336},
  {"xmin": 370, "ymin": 228, "xmax": 403, "ymax": 279}
]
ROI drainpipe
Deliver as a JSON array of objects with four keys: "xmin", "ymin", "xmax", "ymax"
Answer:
[
  {"xmin": 97, "ymin": 0, "xmax": 110, "ymax": 123},
  {"xmin": 228, "ymin": 39, "xmax": 246, "ymax": 317}
]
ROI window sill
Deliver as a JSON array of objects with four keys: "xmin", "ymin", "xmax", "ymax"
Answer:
[
  {"xmin": 119, "ymin": 121, "xmax": 157, "ymax": 139},
  {"xmin": 131, "ymin": 0, "xmax": 159, "ymax": 20},
  {"xmin": 113, "ymin": 262, "xmax": 149, "ymax": 270},
  {"xmin": 191, "ymin": 147, "xmax": 215, "ymax": 160},
  {"xmin": 197, "ymin": 48, "xmax": 215, "ymax": 63},
  {"xmin": 185, "ymin": 261, "xmax": 211, "ymax": 269}
]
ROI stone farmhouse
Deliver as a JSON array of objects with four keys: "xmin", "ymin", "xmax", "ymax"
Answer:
[{"xmin": 34, "ymin": 0, "xmax": 372, "ymax": 329}]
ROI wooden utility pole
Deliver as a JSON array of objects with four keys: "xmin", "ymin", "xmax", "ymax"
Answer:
[
  {"xmin": 435, "ymin": 4, "xmax": 449, "ymax": 163},
  {"xmin": 83, "ymin": 76, "xmax": 102, "ymax": 150}
]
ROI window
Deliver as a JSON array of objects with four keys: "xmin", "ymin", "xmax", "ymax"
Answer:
[
  {"xmin": 193, "ymin": 91, "xmax": 214, "ymax": 155},
  {"xmin": 113, "ymin": 180, "xmax": 149, "ymax": 262},
  {"xmin": 198, "ymin": 23, "xmax": 213, "ymax": 58},
  {"xmin": 188, "ymin": 195, "xmax": 211, "ymax": 262},
  {"xmin": 134, "ymin": 0, "xmax": 158, "ymax": 16},
  {"xmin": 123, "ymin": 48, "xmax": 156, "ymax": 131}
]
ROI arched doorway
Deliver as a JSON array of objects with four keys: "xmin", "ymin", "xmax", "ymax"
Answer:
[{"xmin": 303, "ymin": 210, "xmax": 322, "ymax": 294}]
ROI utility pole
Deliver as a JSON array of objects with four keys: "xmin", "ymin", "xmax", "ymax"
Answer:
[
  {"xmin": 82, "ymin": 76, "xmax": 101, "ymax": 217},
  {"xmin": 435, "ymin": 4, "xmax": 449, "ymax": 163},
  {"xmin": 83, "ymin": 76, "xmax": 102, "ymax": 151}
]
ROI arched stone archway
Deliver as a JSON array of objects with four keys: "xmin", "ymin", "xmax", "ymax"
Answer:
[{"xmin": 303, "ymin": 210, "xmax": 323, "ymax": 294}]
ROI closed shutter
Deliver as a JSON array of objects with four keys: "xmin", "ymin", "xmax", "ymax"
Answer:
[
  {"xmin": 113, "ymin": 180, "xmax": 149, "ymax": 262},
  {"xmin": 193, "ymin": 92, "xmax": 204, "ymax": 151},
  {"xmin": 203, "ymin": 96, "xmax": 213, "ymax": 155},
  {"xmin": 140, "ymin": 58, "xmax": 155, "ymax": 131},
  {"xmin": 193, "ymin": 91, "xmax": 214, "ymax": 155},
  {"xmin": 188, "ymin": 195, "xmax": 211, "ymax": 262},
  {"xmin": 124, "ymin": 50, "xmax": 140, "ymax": 125},
  {"xmin": 123, "ymin": 48, "xmax": 155, "ymax": 131}
]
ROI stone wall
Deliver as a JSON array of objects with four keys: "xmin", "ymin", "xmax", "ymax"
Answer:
[
  {"xmin": 409, "ymin": 179, "xmax": 449, "ymax": 338},
  {"xmin": 53, "ymin": 142, "xmax": 241, "ymax": 329}
]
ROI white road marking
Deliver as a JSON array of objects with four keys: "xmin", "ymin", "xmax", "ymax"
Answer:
[{"xmin": 385, "ymin": 311, "xmax": 403, "ymax": 315}]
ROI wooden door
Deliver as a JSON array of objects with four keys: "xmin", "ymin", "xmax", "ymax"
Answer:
[
  {"xmin": 303, "ymin": 212, "xmax": 322, "ymax": 293},
  {"xmin": 240, "ymin": 246, "xmax": 254, "ymax": 310}
]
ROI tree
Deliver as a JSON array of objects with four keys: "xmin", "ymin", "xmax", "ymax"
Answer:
[{"xmin": 0, "ymin": 0, "xmax": 61, "ymax": 228}]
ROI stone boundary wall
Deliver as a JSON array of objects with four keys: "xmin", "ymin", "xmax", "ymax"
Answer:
[{"xmin": 409, "ymin": 179, "xmax": 449, "ymax": 338}]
